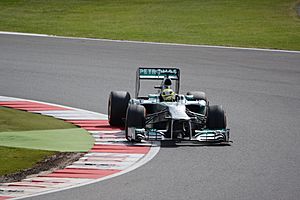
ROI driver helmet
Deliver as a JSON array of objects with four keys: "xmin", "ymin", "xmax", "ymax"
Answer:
[{"xmin": 161, "ymin": 88, "xmax": 175, "ymax": 102}]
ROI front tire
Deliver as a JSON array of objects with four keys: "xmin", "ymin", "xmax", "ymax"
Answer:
[
  {"xmin": 108, "ymin": 91, "xmax": 130, "ymax": 126},
  {"xmin": 125, "ymin": 104, "xmax": 146, "ymax": 142},
  {"xmin": 207, "ymin": 105, "xmax": 227, "ymax": 129}
]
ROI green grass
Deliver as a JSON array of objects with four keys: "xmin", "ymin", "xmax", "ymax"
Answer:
[
  {"xmin": 0, "ymin": 128, "xmax": 94, "ymax": 152},
  {"xmin": 0, "ymin": 146, "xmax": 56, "ymax": 176},
  {"xmin": 0, "ymin": 107, "xmax": 93, "ymax": 176},
  {"xmin": 0, "ymin": 0, "xmax": 299, "ymax": 50},
  {"xmin": 0, "ymin": 106, "xmax": 75, "ymax": 132}
]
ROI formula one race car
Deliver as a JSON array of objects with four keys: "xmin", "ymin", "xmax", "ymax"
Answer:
[{"xmin": 108, "ymin": 67, "xmax": 230, "ymax": 144}]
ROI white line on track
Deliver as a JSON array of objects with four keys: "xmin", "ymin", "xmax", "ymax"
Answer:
[{"xmin": 0, "ymin": 31, "xmax": 299, "ymax": 54}]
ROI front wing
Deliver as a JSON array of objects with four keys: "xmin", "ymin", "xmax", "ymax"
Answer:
[{"xmin": 130, "ymin": 128, "xmax": 231, "ymax": 144}]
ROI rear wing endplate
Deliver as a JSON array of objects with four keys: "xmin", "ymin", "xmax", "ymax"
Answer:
[{"xmin": 136, "ymin": 67, "xmax": 180, "ymax": 98}]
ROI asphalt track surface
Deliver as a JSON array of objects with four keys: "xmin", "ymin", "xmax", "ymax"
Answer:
[{"xmin": 1, "ymin": 34, "xmax": 300, "ymax": 200}]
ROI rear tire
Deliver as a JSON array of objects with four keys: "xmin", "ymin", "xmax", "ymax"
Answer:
[
  {"xmin": 207, "ymin": 105, "xmax": 227, "ymax": 129},
  {"xmin": 108, "ymin": 91, "xmax": 130, "ymax": 126},
  {"xmin": 187, "ymin": 91, "xmax": 207, "ymax": 101},
  {"xmin": 125, "ymin": 104, "xmax": 145, "ymax": 141}
]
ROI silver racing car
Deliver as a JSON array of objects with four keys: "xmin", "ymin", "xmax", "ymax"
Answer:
[{"xmin": 108, "ymin": 67, "xmax": 230, "ymax": 144}]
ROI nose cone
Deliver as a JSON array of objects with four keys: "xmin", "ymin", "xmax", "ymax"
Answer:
[{"xmin": 168, "ymin": 104, "xmax": 190, "ymax": 120}]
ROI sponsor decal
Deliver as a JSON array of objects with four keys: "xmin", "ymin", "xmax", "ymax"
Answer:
[{"xmin": 139, "ymin": 68, "xmax": 177, "ymax": 76}]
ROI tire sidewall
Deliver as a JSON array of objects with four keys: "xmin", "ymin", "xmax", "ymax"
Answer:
[{"xmin": 108, "ymin": 91, "xmax": 130, "ymax": 126}]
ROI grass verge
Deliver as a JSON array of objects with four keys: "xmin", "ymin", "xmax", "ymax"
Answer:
[
  {"xmin": 0, "ymin": 106, "xmax": 93, "ymax": 176},
  {"xmin": 0, "ymin": 0, "xmax": 299, "ymax": 50},
  {"xmin": 0, "ymin": 106, "xmax": 75, "ymax": 132},
  {"xmin": 0, "ymin": 128, "xmax": 94, "ymax": 152},
  {"xmin": 0, "ymin": 146, "xmax": 56, "ymax": 176}
]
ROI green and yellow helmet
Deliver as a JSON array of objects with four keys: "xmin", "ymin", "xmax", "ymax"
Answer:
[{"xmin": 161, "ymin": 88, "xmax": 175, "ymax": 102}]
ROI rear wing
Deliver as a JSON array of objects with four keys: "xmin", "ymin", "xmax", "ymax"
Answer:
[{"xmin": 136, "ymin": 67, "xmax": 180, "ymax": 98}]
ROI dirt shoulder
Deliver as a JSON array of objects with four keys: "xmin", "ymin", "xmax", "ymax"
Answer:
[{"xmin": 0, "ymin": 152, "xmax": 84, "ymax": 183}]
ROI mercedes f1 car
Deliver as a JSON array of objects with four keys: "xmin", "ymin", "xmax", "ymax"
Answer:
[{"xmin": 108, "ymin": 67, "xmax": 230, "ymax": 144}]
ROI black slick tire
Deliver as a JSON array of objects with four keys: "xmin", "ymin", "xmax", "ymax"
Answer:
[
  {"xmin": 207, "ymin": 105, "xmax": 227, "ymax": 129},
  {"xmin": 108, "ymin": 91, "xmax": 130, "ymax": 126},
  {"xmin": 125, "ymin": 104, "xmax": 145, "ymax": 141}
]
